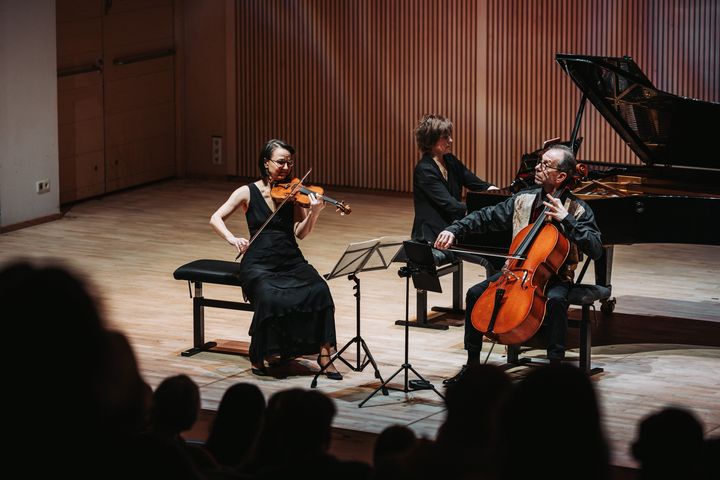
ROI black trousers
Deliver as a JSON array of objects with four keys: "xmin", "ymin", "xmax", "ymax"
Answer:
[{"xmin": 464, "ymin": 273, "xmax": 571, "ymax": 360}]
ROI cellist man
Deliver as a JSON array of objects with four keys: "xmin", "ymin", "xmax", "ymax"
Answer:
[{"xmin": 434, "ymin": 145, "xmax": 602, "ymax": 385}]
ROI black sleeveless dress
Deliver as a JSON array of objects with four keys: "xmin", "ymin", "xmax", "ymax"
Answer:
[{"xmin": 239, "ymin": 183, "xmax": 337, "ymax": 364}]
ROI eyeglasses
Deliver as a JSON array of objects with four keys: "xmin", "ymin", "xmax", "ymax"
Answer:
[
  {"xmin": 537, "ymin": 161, "xmax": 560, "ymax": 171},
  {"xmin": 270, "ymin": 158, "xmax": 294, "ymax": 168}
]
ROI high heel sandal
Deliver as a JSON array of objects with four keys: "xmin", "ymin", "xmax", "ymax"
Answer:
[{"xmin": 317, "ymin": 354, "xmax": 343, "ymax": 381}]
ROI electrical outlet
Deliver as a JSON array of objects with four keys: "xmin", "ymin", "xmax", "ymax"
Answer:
[
  {"xmin": 36, "ymin": 179, "xmax": 50, "ymax": 194},
  {"xmin": 212, "ymin": 136, "xmax": 223, "ymax": 165}
]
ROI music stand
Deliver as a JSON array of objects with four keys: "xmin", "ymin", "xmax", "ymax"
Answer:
[
  {"xmin": 359, "ymin": 240, "xmax": 446, "ymax": 407},
  {"xmin": 310, "ymin": 236, "xmax": 405, "ymax": 393}
]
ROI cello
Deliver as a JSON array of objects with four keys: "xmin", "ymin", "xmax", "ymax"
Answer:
[{"xmin": 469, "ymin": 189, "xmax": 570, "ymax": 345}]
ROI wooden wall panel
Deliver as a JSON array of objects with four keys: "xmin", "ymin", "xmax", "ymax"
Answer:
[
  {"xmin": 236, "ymin": 0, "xmax": 719, "ymax": 192},
  {"xmin": 236, "ymin": 0, "xmax": 486, "ymax": 192}
]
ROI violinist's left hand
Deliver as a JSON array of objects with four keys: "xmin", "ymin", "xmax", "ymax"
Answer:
[
  {"xmin": 308, "ymin": 192, "xmax": 326, "ymax": 216},
  {"xmin": 543, "ymin": 193, "xmax": 568, "ymax": 222}
]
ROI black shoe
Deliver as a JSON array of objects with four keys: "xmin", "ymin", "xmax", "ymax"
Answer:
[
  {"xmin": 317, "ymin": 355, "xmax": 343, "ymax": 381},
  {"xmin": 547, "ymin": 350, "xmax": 565, "ymax": 366},
  {"xmin": 443, "ymin": 364, "xmax": 469, "ymax": 386},
  {"xmin": 251, "ymin": 366, "xmax": 268, "ymax": 376},
  {"xmin": 267, "ymin": 356, "xmax": 292, "ymax": 368}
]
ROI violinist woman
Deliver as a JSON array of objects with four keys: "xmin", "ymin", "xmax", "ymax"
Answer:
[
  {"xmin": 210, "ymin": 139, "xmax": 341, "ymax": 379},
  {"xmin": 434, "ymin": 145, "xmax": 602, "ymax": 384}
]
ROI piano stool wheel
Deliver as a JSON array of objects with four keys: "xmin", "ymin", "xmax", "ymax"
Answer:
[{"xmin": 600, "ymin": 297, "xmax": 616, "ymax": 314}]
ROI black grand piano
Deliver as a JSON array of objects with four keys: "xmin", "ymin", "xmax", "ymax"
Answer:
[{"xmin": 464, "ymin": 54, "xmax": 720, "ymax": 313}]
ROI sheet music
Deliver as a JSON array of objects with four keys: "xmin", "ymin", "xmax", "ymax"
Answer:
[{"xmin": 325, "ymin": 236, "xmax": 406, "ymax": 280}]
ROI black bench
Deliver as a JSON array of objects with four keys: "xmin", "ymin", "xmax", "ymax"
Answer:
[
  {"xmin": 505, "ymin": 283, "xmax": 611, "ymax": 375},
  {"xmin": 173, "ymin": 259, "xmax": 253, "ymax": 357},
  {"xmin": 504, "ymin": 255, "xmax": 613, "ymax": 375}
]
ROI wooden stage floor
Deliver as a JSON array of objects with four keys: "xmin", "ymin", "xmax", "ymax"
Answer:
[{"xmin": 1, "ymin": 178, "xmax": 718, "ymax": 470}]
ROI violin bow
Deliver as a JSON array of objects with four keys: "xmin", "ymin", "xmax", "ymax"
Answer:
[{"xmin": 235, "ymin": 168, "xmax": 312, "ymax": 261}]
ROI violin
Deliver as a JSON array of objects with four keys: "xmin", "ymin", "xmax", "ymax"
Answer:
[
  {"xmin": 271, "ymin": 178, "xmax": 352, "ymax": 215},
  {"xmin": 469, "ymin": 189, "xmax": 569, "ymax": 345}
]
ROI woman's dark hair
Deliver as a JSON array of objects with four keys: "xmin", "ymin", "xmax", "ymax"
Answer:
[
  {"xmin": 414, "ymin": 114, "xmax": 453, "ymax": 154},
  {"xmin": 258, "ymin": 139, "xmax": 295, "ymax": 177}
]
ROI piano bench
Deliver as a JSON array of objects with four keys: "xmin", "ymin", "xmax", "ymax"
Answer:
[
  {"xmin": 506, "ymin": 283, "xmax": 611, "ymax": 375},
  {"xmin": 173, "ymin": 259, "xmax": 254, "ymax": 357},
  {"xmin": 393, "ymin": 258, "xmax": 465, "ymax": 330}
]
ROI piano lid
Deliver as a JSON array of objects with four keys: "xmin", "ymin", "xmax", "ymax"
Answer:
[{"xmin": 556, "ymin": 54, "xmax": 720, "ymax": 171}]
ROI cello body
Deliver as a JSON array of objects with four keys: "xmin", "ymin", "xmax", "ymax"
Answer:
[{"xmin": 470, "ymin": 221, "xmax": 569, "ymax": 345}]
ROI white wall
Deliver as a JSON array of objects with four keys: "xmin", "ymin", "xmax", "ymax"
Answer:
[{"xmin": 0, "ymin": 0, "xmax": 59, "ymax": 228}]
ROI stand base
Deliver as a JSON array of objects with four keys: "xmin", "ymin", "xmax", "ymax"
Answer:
[
  {"xmin": 394, "ymin": 319, "xmax": 450, "ymax": 330},
  {"xmin": 359, "ymin": 363, "xmax": 444, "ymax": 407},
  {"xmin": 500, "ymin": 356, "xmax": 604, "ymax": 376},
  {"xmin": 181, "ymin": 339, "xmax": 251, "ymax": 357},
  {"xmin": 310, "ymin": 335, "xmax": 388, "ymax": 393},
  {"xmin": 181, "ymin": 341, "xmax": 217, "ymax": 357}
]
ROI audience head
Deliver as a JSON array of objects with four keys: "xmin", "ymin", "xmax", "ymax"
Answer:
[
  {"xmin": 0, "ymin": 260, "xmax": 148, "ymax": 472},
  {"xmin": 373, "ymin": 425, "xmax": 417, "ymax": 471},
  {"xmin": 439, "ymin": 363, "xmax": 512, "ymax": 447},
  {"xmin": 499, "ymin": 364, "xmax": 609, "ymax": 480},
  {"xmin": 149, "ymin": 374, "xmax": 200, "ymax": 438},
  {"xmin": 205, "ymin": 382, "xmax": 266, "ymax": 466},
  {"xmin": 250, "ymin": 388, "xmax": 336, "ymax": 470},
  {"xmin": 1, "ymin": 260, "xmax": 146, "ymax": 431},
  {"xmin": 632, "ymin": 406, "xmax": 705, "ymax": 479}
]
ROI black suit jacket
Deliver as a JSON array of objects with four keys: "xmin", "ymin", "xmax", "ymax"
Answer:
[{"xmin": 411, "ymin": 153, "xmax": 492, "ymax": 244}]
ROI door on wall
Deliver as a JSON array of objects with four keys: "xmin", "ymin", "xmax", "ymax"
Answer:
[
  {"xmin": 56, "ymin": 0, "xmax": 105, "ymax": 204},
  {"xmin": 56, "ymin": 0, "xmax": 175, "ymax": 204}
]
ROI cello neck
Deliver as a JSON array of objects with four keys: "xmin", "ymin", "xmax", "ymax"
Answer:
[{"xmin": 512, "ymin": 188, "xmax": 566, "ymax": 259}]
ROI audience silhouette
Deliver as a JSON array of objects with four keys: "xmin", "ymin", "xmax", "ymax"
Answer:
[
  {"xmin": 247, "ymin": 388, "xmax": 370, "ymax": 479},
  {"xmin": 372, "ymin": 425, "xmax": 417, "ymax": 479},
  {"xmin": 1, "ymin": 261, "xmax": 149, "ymax": 476},
  {"xmin": 498, "ymin": 364, "xmax": 610, "ymax": 480},
  {"xmin": 147, "ymin": 374, "xmax": 201, "ymax": 442},
  {"xmin": 3, "ymin": 259, "xmax": 713, "ymax": 479},
  {"xmin": 632, "ymin": 407, "xmax": 706, "ymax": 479},
  {"xmin": 205, "ymin": 382, "xmax": 266, "ymax": 468},
  {"xmin": 438, "ymin": 363, "xmax": 512, "ymax": 478}
]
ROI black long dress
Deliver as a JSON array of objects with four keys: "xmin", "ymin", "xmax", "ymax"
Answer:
[{"xmin": 239, "ymin": 183, "xmax": 336, "ymax": 365}]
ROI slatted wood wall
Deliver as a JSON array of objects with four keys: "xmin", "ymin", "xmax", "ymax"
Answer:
[
  {"xmin": 236, "ymin": 0, "xmax": 719, "ymax": 191},
  {"xmin": 484, "ymin": 0, "xmax": 720, "ymax": 184}
]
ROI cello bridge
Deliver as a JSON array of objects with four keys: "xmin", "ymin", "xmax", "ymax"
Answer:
[{"xmin": 502, "ymin": 268, "xmax": 520, "ymax": 281}]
